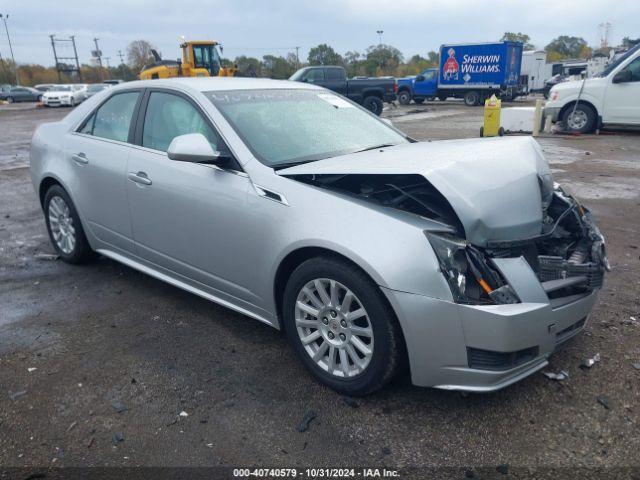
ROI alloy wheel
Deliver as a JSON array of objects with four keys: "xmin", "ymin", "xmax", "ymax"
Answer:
[
  {"xmin": 48, "ymin": 196, "xmax": 76, "ymax": 254},
  {"xmin": 295, "ymin": 278, "xmax": 374, "ymax": 378},
  {"xmin": 566, "ymin": 109, "xmax": 588, "ymax": 131}
]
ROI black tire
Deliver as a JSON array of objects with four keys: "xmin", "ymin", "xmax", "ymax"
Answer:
[
  {"xmin": 282, "ymin": 256, "xmax": 406, "ymax": 396},
  {"xmin": 7, "ymin": 96, "xmax": 14, "ymax": 103},
  {"xmin": 413, "ymin": 97, "xmax": 425, "ymax": 104},
  {"xmin": 43, "ymin": 185, "xmax": 96, "ymax": 264},
  {"xmin": 464, "ymin": 91, "xmax": 480, "ymax": 106},
  {"xmin": 362, "ymin": 96, "xmax": 383, "ymax": 116},
  {"xmin": 562, "ymin": 103, "xmax": 596, "ymax": 133},
  {"xmin": 397, "ymin": 90, "xmax": 411, "ymax": 105},
  {"xmin": 37, "ymin": 95, "xmax": 43, "ymax": 102}
]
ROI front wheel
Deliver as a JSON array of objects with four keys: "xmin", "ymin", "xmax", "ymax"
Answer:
[
  {"xmin": 44, "ymin": 185, "xmax": 96, "ymax": 264},
  {"xmin": 283, "ymin": 257, "xmax": 405, "ymax": 396},
  {"xmin": 562, "ymin": 103, "xmax": 596, "ymax": 133},
  {"xmin": 362, "ymin": 96, "xmax": 383, "ymax": 116},
  {"xmin": 397, "ymin": 90, "xmax": 411, "ymax": 105}
]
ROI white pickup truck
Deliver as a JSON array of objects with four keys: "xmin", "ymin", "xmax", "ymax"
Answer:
[{"xmin": 545, "ymin": 44, "xmax": 640, "ymax": 133}]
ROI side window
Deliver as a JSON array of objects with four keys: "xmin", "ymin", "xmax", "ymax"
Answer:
[
  {"xmin": 424, "ymin": 70, "xmax": 436, "ymax": 80},
  {"xmin": 305, "ymin": 69, "xmax": 325, "ymax": 83},
  {"xmin": 326, "ymin": 68, "xmax": 344, "ymax": 81},
  {"xmin": 626, "ymin": 58, "xmax": 640, "ymax": 81},
  {"xmin": 142, "ymin": 91, "xmax": 223, "ymax": 153},
  {"xmin": 86, "ymin": 92, "xmax": 139, "ymax": 142}
]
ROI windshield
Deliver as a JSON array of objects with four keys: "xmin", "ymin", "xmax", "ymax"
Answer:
[
  {"xmin": 597, "ymin": 44, "xmax": 640, "ymax": 78},
  {"xmin": 52, "ymin": 85, "xmax": 72, "ymax": 92},
  {"xmin": 192, "ymin": 44, "xmax": 221, "ymax": 76},
  {"xmin": 88, "ymin": 84, "xmax": 106, "ymax": 92},
  {"xmin": 288, "ymin": 68, "xmax": 307, "ymax": 81},
  {"xmin": 206, "ymin": 89, "xmax": 407, "ymax": 167}
]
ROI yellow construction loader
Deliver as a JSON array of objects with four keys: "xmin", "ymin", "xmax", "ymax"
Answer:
[{"xmin": 139, "ymin": 40, "xmax": 237, "ymax": 80}]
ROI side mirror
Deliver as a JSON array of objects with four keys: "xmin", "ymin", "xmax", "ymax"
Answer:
[
  {"xmin": 167, "ymin": 133, "xmax": 228, "ymax": 165},
  {"xmin": 612, "ymin": 68, "xmax": 632, "ymax": 84},
  {"xmin": 415, "ymin": 75, "xmax": 425, "ymax": 82}
]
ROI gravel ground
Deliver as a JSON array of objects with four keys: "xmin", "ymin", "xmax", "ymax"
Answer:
[{"xmin": 0, "ymin": 100, "xmax": 639, "ymax": 478}]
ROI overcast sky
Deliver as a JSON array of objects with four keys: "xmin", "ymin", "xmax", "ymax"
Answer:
[{"xmin": 2, "ymin": 0, "xmax": 638, "ymax": 67}]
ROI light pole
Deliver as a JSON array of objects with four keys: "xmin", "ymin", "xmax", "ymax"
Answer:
[
  {"xmin": 376, "ymin": 30, "xmax": 384, "ymax": 46},
  {"xmin": 0, "ymin": 13, "xmax": 19, "ymax": 85}
]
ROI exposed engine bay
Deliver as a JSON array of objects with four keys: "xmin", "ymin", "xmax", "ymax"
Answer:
[{"xmin": 289, "ymin": 173, "xmax": 609, "ymax": 305}]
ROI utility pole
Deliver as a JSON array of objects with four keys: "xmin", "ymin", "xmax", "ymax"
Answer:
[
  {"xmin": 71, "ymin": 36, "xmax": 82, "ymax": 81},
  {"xmin": 93, "ymin": 37, "xmax": 103, "ymax": 81},
  {"xmin": 50, "ymin": 35, "xmax": 83, "ymax": 82},
  {"xmin": 117, "ymin": 50, "xmax": 125, "ymax": 64},
  {"xmin": 0, "ymin": 13, "xmax": 19, "ymax": 85},
  {"xmin": 376, "ymin": 30, "xmax": 384, "ymax": 46},
  {"xmin": 50, "ymin": 35, "xmax": 62, "ymax": 83},
  {"xmin": 294, "ymin": 46, "xmax": 300, "ymax": 69}
]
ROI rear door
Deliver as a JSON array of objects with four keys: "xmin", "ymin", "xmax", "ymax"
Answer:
[
  {"xmin": 126, "ymin": 89, "xmax": 259, "ymax": 307},
  {"xmin": 603, "ymin": 56, "xmax": 640, "ymax": 125},
  {"xmin": 64, "ymin": 89, "xmax": 142, "ymax": 253},
  {"xmin": 324, "ymin": 67, "xmax": 348, "ymax": 95}
]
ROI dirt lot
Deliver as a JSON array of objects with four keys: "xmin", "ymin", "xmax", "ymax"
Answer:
[{"xmin": 1, "ymin": 100, "xmax": 639, "ymax": 477}]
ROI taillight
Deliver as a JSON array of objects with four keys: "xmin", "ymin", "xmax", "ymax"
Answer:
[{"xmin": 393, "ymin": 82, "xmax": 398, "ymax": 93}]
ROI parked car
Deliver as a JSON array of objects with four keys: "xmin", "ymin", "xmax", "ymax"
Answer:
[
  {"xmin": 289, "ymin": 66, "xmax": 396, "ymax": 115},
  {"xmin": 0, "ymin": 84, "xmax": 12, "ymax": 100},
  {"xmin": 35, "ymin": 84, "xmax": 57, "ymax": 92},
  {"xmin": 545, "ymin": 44, "xmax": 640, "ymax": 132},
  {"xmin": 30, "ymin": 78, "xmax": 608, "ymax": 395},
  {"xmin": 85, "ymin": 83, "xmax": 111, "ymax": 98},
  {"xmin": 42, "ymin": 85, "xmax": 84, "ymax": 107},
  {"xmin": 103, "ymin": 79, "xmax": 125, "ymax": 85},
  {"xmin": 3, "ymin": 86, "xmax": 43, "ymax": 103}
]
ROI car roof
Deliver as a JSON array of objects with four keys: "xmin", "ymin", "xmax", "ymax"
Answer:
[{"xmin": 110, "ymin": 77, "xmax": 323, "ymax": 93}]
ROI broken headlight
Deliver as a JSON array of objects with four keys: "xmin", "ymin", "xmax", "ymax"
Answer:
[{"xmin": 426, "ymin": 232, "xmax": 519, "ymax": 305}]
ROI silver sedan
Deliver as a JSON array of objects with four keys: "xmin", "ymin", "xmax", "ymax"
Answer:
[{"xmin": 30, "ymin": 78, "xmax": 608, "ymax": 395}]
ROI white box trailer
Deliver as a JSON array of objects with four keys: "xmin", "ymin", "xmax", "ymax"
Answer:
[{"xmin": 520, "ymin": 50, "xmax": 553, "ymax": 92}]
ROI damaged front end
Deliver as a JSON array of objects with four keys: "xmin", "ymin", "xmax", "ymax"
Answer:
[{"xmin": 290, "ymin": 173, "xmax": 608, "ymax": 307}]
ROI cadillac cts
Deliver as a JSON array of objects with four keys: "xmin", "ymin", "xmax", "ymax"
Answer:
[{"xmin": 30, "ymin": 78, "xmax": 609, "ymax": 395}]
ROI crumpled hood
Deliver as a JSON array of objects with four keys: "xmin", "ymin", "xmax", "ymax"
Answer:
[{"xmin": 277, "ymin": 136, "xmax": 553, "ymax": 246}]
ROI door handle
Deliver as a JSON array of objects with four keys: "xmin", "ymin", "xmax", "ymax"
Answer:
[
  {"xmin": 128, "ymin": 171, "xmax": 152, "ymax": 186},
  {"xmin": 72, "ymin": 152, "xmax": 89, "ymax": 164}
]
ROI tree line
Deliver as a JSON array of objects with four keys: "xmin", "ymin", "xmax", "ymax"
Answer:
[{"xmin": 2, "ymin": 33, "xmax": 638, "ymax": 87}]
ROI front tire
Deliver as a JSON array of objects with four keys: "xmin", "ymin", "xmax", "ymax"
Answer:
[
  {"xmin": 362, "ymin": 96, "xmax": 383, "ymax": 116},
  {"xmin": 397, "ymin": 90, "xmax": 411, "ymax": 105},
  {"xmin": 282, "ymin": 256, "xmax": 405, "ymax": 396},
  {"xmin": 562, "ymin": 103, "xmax": 596, "ymax": 133},
  {"xmin": 44, "ymin": 185, "xmax": 96, "ymax": 264}
]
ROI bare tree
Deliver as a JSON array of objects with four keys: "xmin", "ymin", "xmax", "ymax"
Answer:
[{"xmin": 126, "ymin": 40, "xmax": 158, "ymax": 71}]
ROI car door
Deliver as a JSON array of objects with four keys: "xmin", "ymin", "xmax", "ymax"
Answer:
[
  {"xmin": 603, "ymin": 56, "xmax": 640, "ymax": 125},
  {"xmin": 11, "ymin": 87, "xmax": 26, "ymax": 102},
  {"xmin": 126, "ymin": 89, "xmax": 260, "ymax": 308},
  {"xmin": 413, "ymin": 70, "xmax": 438, "ymax": 97},
  {"xmin": 64, "ymin": 90, "xmax": 142, "ymax": 253},
  {"xmin": 324, "ymin": 67, "xmax": 348, "ymax": 95}
]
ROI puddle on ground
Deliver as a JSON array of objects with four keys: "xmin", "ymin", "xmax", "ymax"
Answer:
[
  {"xmin": 540, "ymin": 144, "xmax": 586, "ymax": 165},
  {"xmin": 564, "ymin": 179, "xmax": 640, "ymax": 200},
  {"xmin": 391, "ymin": 110, "xmax": 463, "ymax": 123}
]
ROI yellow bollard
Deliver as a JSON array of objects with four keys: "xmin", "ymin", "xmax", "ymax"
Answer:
[{"xmin": 480, "ymin": 94, "xmax": 504, "ymax": 137}]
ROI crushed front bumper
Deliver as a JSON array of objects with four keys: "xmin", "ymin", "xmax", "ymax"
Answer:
[{"xmin": 382, "ymin": 256, "xmax": 600, "ymax": 392}]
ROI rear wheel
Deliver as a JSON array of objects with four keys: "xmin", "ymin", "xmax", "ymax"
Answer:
[
  {"xmin": 464, "ymin": 91, "xmax": 480, "ymax": 106},
  {"xmin": 397, "ymin": 90, "xmax": 411, "ymax": 105},
  {"xmin": 362, "ymin": 96, "xmax": 383, "ymax": 116},
  {"xmin": 562, "ymin": 103, "xmax": 596, "ymax": 133},
  {"xmin": 44, "ymin": 185, "xmax": 96, "ymax": 264},
  {"xmin": 283, "ymin": 257, "xmax": 405, "ymax": 396}
]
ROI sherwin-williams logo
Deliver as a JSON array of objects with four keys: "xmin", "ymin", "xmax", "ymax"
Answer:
[{"xmin": 442, "ymin": 48, "xmax": 459, "ymax": 80}]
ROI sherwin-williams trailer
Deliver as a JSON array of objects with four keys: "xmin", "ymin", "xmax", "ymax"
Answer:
[{"xmin": 397, "ymin": 41, "xmax": 524, "ymax": 106}]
